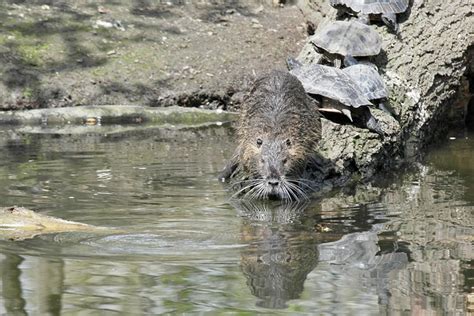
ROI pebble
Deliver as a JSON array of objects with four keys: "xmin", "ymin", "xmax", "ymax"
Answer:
[
  {"xmin": 112, "ymin": 20, "xmax": 125, "ymax": 31},
  {"xmin": 98, "ymin": 6, "xmax": 108, "ymax": 14},
  {"xmin": 95, "ymin": 20, "xmax": 114, "ymax": 29},
  {"xmin": 41, "ymin": 4, "xmax": 50, "ymax": 10},
  {"xmin": 253, "ymin": 5, "xmax": 264, "ymax": 14}
]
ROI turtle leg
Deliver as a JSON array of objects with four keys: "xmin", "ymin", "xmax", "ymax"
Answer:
[
  {"xmin": 381, "ymin": 13, "xmax": 399, "ymax": 33},
  {"xmin": 378, "ymin": 101, "xmax": 398, "ymax": 118},
  {"xmin": 366, "ymin": 115, "xmax": 384, "ymax": 136},
  {"xmin": 354, "ymin": 107, "xmax": 384, "ymax": 135},
  {"xmin": 334, "ymin": 58, "xmax": 342, "ymax": 68},
  {"xmin": 357, "ymin": 14, "xmax": 370, "ymax": 25},
  {"xmin": 343, "ymin": 55, "xmax": 358, "ymax": 67},
  {"xmin": 286, "ymin": 57, "xmax": 303, "ymax": 71}
]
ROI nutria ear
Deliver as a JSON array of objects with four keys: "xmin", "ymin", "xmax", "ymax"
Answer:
[{"xmin": 218, "ymin": 154, "xmax": 240, "ymax": 182}]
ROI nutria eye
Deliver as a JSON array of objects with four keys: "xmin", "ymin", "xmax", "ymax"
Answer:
[
  {"xmin": 286, "ymin": 139, "xmax": 291, "ymax": 147},
  {"xmin": 282, "ymin": 158, "xmax": 288, "ymax": 165},
  {"xmin": 256, "ymin": 138, "xmax": 263, "ymax": 147}
]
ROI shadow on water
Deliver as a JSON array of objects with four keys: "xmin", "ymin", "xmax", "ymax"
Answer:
[
  {"xmin": 2, "ymin": 254, "xmax": 26, "ymax": 315},
  {"xmin": 1, "ymin": 253, "xmax": 64, "ymax": 315}
]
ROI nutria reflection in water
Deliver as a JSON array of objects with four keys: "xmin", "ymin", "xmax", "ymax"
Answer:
[
  {"xmin": 220, "ymin": 70, "xmax": 322, "ymax": 200},
  {"xmin": 235, "ymin": 200, "xmax": 319, "ymax": 309}
]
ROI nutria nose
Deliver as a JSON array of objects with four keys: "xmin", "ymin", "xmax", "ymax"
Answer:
[{"xmin": 267, "ymin": 179, "xmax": 280, "ymax": 187}]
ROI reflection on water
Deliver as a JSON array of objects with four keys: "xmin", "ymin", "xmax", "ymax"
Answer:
[
  {"xmin": 236, "ymin": 200, "xmax": 320, "ymax": 309},
  {"xmin": 0, "ymin": 126, "xmax": 472, "ymax": 314}
]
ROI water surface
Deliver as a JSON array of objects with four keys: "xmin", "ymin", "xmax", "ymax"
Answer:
[{"xmin": 0, "ymin": 125, "xmax": 472, "ymax": 314}]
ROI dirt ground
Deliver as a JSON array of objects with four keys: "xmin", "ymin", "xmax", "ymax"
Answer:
[{"xmin": 0, "ymin": 1, "xmax": 325, "ymax": 111}]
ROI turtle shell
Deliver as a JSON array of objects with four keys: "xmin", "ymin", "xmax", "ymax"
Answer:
[
  {"xmin": 310, "ymin": 20, "xmax": 381, "ymax": 57},
  {"xmin": 343, "ymin": 64, "xmax": 387, "ymax": 100},
  {"xmin": 330, "ymin": 0, "xmax": 409, "ymax": 15},
  {"xmin": 290, "ymin": 64, "xmax": 372, "ymax": 108}
]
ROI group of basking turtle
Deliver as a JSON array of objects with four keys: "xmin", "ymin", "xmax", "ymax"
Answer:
[
  {"xmin": 287, "ymin": 0, "xmax": 410, "ymax": 135},
  {"xmin": 221, "ymin": 0, "xmax": 410, "ymax": 200}
]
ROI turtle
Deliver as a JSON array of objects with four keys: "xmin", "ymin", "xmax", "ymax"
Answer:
[
  {"xmin": 342, "ymin": 64, "xmax": 396, "ymax": 116},
  {"xmin": 309, "ymin": 20, "xmax": 382, "ymax": 68},
  {"xmin": 287, "ymin": 59, "xmax": 384, "ymax": 135},
  {"xmin": 329, "ymin": 0, "xmax": 409, "ymax": 33}
]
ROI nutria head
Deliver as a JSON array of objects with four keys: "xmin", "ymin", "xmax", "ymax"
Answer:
[{"xmin": 234, "ymin": 70, "xmax": 321, "ymax": 200}]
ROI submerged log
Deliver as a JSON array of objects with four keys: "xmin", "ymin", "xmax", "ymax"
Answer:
[
  {"xmin": 298, "ymin": 0, "xmax": 473, "ymax": 185},
  {"xmin": 0, "ymin": 206, "xmax": 115, "ymax": 241}
]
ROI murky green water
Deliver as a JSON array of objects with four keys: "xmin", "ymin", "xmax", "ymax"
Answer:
[{"xmin": 0, "ymin": 125, "xmax": 472, "ymax": 315}]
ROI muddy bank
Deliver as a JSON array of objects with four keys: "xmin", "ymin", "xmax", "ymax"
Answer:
[{"xmin": 0, "ymin": 0, "xmax": 309, "ymax": 111}]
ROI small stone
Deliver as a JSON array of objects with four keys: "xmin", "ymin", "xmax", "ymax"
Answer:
[
  {"xmin": 95, "ymin": 20, "xmax": 113, "ymax": 28},
  {"xmin": 112, "ymin": 20, "xmax": 125, "ymax": 31},
  {"xmin": 98, "ymin": 6, "xmax": 108, "ymax": 14},
  {"xmin": 107, "ymin": 50, "xmax": 116, "ymax": 55},
  {"xmin": 253, "ymin": 5, "xmax": 263, "ymax": 14},
  {"xmin": 41, "ymin": 4, "xmax": 50, "ymax": 10},
  {"xmin": 85, "ymin": 117, "xmax": 97, "ymax": 125}
]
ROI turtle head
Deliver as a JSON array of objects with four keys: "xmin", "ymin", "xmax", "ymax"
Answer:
[{"xmin": 381, "ymin": 13, "xmax": 399, "ymax": 34}]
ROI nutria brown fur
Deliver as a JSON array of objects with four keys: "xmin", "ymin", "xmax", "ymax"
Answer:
[{"xmin": 221, "ymin": 70, "xmax": 322, "ymax": 200}]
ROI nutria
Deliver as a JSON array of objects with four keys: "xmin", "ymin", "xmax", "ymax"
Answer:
[{"xmin": 220, "ymin": 70, "xmax": 322, "ymax": 200}]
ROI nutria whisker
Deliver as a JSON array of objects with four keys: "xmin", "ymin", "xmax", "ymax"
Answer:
[
  {"xmin": 242, "ymin": 181, "xmax": 265, "ymax": 200},
  {"xmin": 287, "ymin": 179, "xmax": 315, "ymax": 192},
  {"xmin": 284, "ymin": 181, "xmax": 309, "ymax": 201},
  {"xmin": 281, "ymin": 183, "xmax": 295, "ymax": 201},
  {"xmin": 232, "ymin": 181, "xmax": 260, "ymax": 199},
  {"xmin": 247, "ymin": 184, "xmax": 263, "ymax": 200}
]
